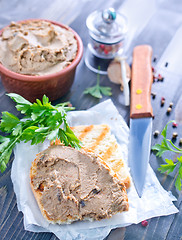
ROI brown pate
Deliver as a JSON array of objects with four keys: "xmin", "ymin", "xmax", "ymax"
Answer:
[{"xmin": 0, "ymin": 20, "xmax": 77, "ymax": 75}]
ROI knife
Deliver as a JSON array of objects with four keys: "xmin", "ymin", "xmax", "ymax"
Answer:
[{"xmin": 129, "ymin": 45, "xmax": 153, "ymax": 197}]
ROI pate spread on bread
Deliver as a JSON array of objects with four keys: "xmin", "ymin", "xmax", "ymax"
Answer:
[
  {"xmin": 61, "ymin": 124, "xmax": 131, "ymax": 189},
  {"xmin": 30, "ymin": 145, "xmax": 129, "ymax": 224}
]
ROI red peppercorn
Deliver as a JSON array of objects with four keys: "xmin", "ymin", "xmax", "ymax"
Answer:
[
  {"xmin": 141, "ymin": 220, "xmax": 148, "ymax": 227},
  {"xmin": 172, "ymin": 122, "xmax": 178, "ymax": 128},
  {"xmin": 152, "ymin": 67, "xmax": 155, "ymax": 72},
  {"xmin": 157, "ymin": 73, "xmax": 164, "ymax": 81},
  {"xmin": 161, "ymin": 97, "xmax": 165, "ymax": 107},
  {"xmin": 99, "ymin": 44, "xmax": 105, "ymax": 50},
  {"xmin": 104, "ymin": 49, "xmax": 109, "ymax": 55}
]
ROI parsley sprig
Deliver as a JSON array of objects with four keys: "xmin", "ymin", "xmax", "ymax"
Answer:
[
  {"xmin": 84, "ymin": 67, "xmax": 112, "ymax": 98},
  {"xmin": 0, "ymin": 93, "xmax": 81, "ymax": 173},
  {"xmin": 152, "ymin": 121, "xmax": 182, "ymax": 191}
]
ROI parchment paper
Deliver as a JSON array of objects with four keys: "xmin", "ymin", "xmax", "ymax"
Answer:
[{"xmin": 11, "ymin": 99, "xmax": 178, "ymax": 240}]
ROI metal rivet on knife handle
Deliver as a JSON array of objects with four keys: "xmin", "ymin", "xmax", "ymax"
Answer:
[
  {"xmin": 136, "ymin": 89, "xmax": 142, "ymax": 94},
  {"xmin": 136, "ymin": 104, "xmax": 142, "ymax": 110},
  {"xmin": 130, "ymin": 45, "xmax": 153, "ymax": 119}
]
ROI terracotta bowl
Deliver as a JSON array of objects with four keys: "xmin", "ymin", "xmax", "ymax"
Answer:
[{"xmin": 0, "ymin": 19, "xmax": 83, "ymax": 102}]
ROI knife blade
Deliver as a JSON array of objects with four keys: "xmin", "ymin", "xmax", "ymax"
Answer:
[{"xmin": 129, "ymin": 45, "xmax": 153, "ymax": 197}]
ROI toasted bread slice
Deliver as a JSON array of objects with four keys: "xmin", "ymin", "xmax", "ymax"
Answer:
[
  {"xmin": 70, "ymin": 124, "xmax": 131, "ymax": 189},
  {"xmin": 30, "ymin": 145, "xmax": 129, "ymax": 224}
]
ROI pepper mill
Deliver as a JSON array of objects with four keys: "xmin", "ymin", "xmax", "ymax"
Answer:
[{"xmin": 85, "ymin": 8, "xmax": 128, "ymax": 74}]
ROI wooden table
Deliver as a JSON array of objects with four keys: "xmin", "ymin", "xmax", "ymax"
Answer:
[{"xmin": 0, "ymin": 0, "xmax": 182, "ymax": 239}]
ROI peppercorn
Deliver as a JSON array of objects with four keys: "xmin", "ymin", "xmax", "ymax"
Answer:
[
  {"xmin": 165, "ymin": 62, "xmax": 168, "ymax": 67},
  {"xmin": 158, "ymin": 73, "xmax": 162, "ymax": 78},
  {"xmin": 172, "ymin": 122, "xmax": 178, "ymax": 128},
  {"xmin": 172, "ymin": 132, "xmax": 178, "ymax": 139},
  {"xmin": 99, "ymin": 44, "xmax": 105, "ymax": 50},
  {"xmin": 153, "ymin": 130, "xmax": 160, "ymax": 138},
  {"xmin": 104, "ymin": 49, "xmax": 109, "ymax": 55},
  {"xmin": 166, "ymin": 107, "xmax": 172, "ymax": 115},
  {"xmin": 179, "ymin": 138, "xmax": 182, "ymax": 147},
  {"xmin": 161, "ymin": 97, "xmax": 165, "ymax": 107},
  {"xmin": 169, "ymin": 102, "xmax": 173, "ymax": 108},
  {"xmin": 151, "ymin": 92, "xmax": 156, "ymax": 99},
  {"xmin": 158, "ymin": 74, "xmax": 164, "ymax": 82},
  {"xmin": 141, "ymin": 220, "xmax": 148, "ymax": 227}
]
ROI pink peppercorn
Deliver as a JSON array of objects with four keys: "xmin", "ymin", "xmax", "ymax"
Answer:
[
  {"xmin": 99, "ymin": 44, "xmax": 105, "ymax": 50},
  {"xmin": 172, "ymin": 122, "xmax": 178, "ymax": 128},
  {"xmin": 161, "ymin": 97, "xmax": 165, "ymax": 107},
  {"xmin": 104, "ymin": 49, "xmax": 109, "ymax": 55},
  {"xmin": 158, "ymin": 73, "xmax": 164, "ymax": 81},
  {"xmin": 141, "ymin": 220, "xmax": 148, "ymax": 227},
  {"xmin": 161, "ymin": 97, "xmax": 165, "ymax": 101}
]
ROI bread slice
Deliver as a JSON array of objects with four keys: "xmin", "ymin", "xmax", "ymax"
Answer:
[
  {"xmin": 70, "ymin": 124, "xmax": 131, "ymax": 189},
  {"xmin": 30, "ymin": 145, "xmax": 129, "ymax": 224}
]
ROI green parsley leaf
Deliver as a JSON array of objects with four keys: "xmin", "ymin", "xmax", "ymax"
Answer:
[
  {"xmin": 177, "ymin": 156, "xmax": 182, "ymax": 163},
  {"xmin": 179, "ymin": 163, "xmax": 182, "ymax": 178},
  {"xmin": 152, "ymin": 142, "xmax": 169, "ymax": 157},
  {"xmin": 84, "ymin": 85, "xmax": 102, "ymax": 98},
  {"xmin": 0, "ymin": 112, "xmax": 20, "ymax": 132},
  {"xmin": 100, "ymin": 86, "xmax": 112, "ymax": 96},
  {"xmin": 12, "ymin": 123, "xmax": 22, "ymax": 136},
  {"xmin": 84, "ymin": 66, "xmax": 112, "ymax": 99},
  {"xmin": 7, "ymin": 93, "xmax": 31, "ymax": 105},
  {"xmin": 152, "ymin": 121, "xmax": 182, "ymax": 191},
  {"xmin": 158, "ymin": 159, "xmax": 178, "ymax": 174},
  {"xmin": 0, "ymin": 136, "xmax": 10, "ymax": 153},
  {"xmin": 7, "ymin": 93, "xmax": 32, "ymax": 115},
  {"xmin": 0, "ymin": 94, "xmax": 81, "ymax": 173}
]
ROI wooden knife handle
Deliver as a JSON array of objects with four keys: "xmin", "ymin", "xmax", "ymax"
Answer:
[{"xmin": 130, "ymin": 45, "xmax": 153, "ymax": 119}]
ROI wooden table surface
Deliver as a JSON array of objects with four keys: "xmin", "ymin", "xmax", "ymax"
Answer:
[{"xmin": 0, "ymin": 0, "xmax": 182, "ymax": 239}]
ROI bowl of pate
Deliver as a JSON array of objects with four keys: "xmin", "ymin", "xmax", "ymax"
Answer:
[{"xmin": 0, "ymin": 19, "xmax": 83, "ymax": 101}]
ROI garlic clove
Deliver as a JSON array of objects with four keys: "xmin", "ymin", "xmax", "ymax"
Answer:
[{"xmin": 107, "ymin": 59, "xmax": 131, "ymax": 91}]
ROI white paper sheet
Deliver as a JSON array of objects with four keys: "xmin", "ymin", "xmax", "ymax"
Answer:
[{"xmin": 11, "ymin": 99, "xmax": 178, "ymax": 240}]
